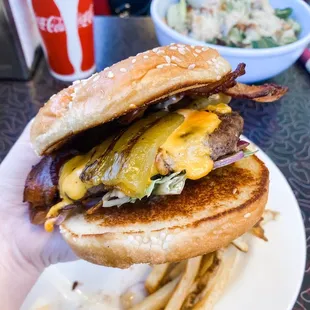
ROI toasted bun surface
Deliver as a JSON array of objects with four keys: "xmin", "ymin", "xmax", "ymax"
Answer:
[
  {"xmin": 31, "ymin": 45, "xmax": 231, "ymax": 155},
  {"xmin": 60, "ymin": 155, "xmax": 269, "ymax": 268}
]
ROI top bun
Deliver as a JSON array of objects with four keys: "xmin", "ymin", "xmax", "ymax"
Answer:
[{"xmin": 31, "ymin": 44, "xmax": 231, "ymax": 155}]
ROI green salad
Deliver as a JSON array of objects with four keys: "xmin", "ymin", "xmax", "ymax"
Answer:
[{"xmin": 167, "ymin": 0, "xmax": 301, "ymax": 48}]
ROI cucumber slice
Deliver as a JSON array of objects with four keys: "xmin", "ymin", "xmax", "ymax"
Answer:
[
  {"xmin": 167, "ymin": 0, "xmax": 187, "ymax": 32},
  {"xmin": 275, "ymin": 8, "xmax": 293, "ymax": 19},
  {"xmin": 252, "ymin": 37, "xmax": 279, "ymax": 49}
]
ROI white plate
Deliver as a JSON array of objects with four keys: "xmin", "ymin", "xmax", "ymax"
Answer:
[{"xmin": 21, "ymin": 141, "xmax": 306, "ymax": 310}]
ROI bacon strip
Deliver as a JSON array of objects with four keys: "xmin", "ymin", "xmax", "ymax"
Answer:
[
  {"xmin": 23, "ymin": 151, "xmax": 76, "ymax": 224},
  {"xmin": 186, "ymin": 63, "xmax": 246, "ymax": 97},
  {"xmin": 223, "ymin": 82, "xmax": 288, "ymax": 102}
]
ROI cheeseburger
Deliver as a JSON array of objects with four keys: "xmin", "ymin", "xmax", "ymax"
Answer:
[{"xmin": 24, "ymin": 44, "xmax": 287, "ymax": 268}]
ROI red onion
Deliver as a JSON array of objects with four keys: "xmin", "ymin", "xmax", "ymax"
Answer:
[
  {"xmin": 213, "ymin": 151, "xmax": 244, "ymax": 170},
  {"xmin": 54, "ymin": 210, "xmax": 71, "ymax": 225},
  {"xmin": 237, "ymin": 140, "xmax": 250, "ymax": 151}
]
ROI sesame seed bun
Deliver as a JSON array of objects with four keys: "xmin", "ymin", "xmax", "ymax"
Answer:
[
  {"xmin": 60, "ymin": 155, "xmax": 269, "ymax": 268},
  {"xmin": 30, "ymin": 44, "xmax": 231, "ymax": 156}
]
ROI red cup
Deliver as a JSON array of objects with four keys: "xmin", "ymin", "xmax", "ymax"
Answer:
[{"xmin": 30, "ymin": 0, "xmax": 96, "ymax": 81}]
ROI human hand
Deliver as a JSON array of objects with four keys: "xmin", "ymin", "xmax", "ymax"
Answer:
[{"xmin": 0, "ymin": 122, "xmax": 76, "ymax": 309}]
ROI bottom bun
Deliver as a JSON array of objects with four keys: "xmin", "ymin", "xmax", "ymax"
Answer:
[{"xmin": 60, "ymin": 155, "xmax": 269, "ymax": 268}]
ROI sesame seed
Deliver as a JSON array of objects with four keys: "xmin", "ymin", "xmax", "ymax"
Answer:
[
  {"xmin": 190, "ymin": 45, "xmax": 195, "ymax": 48},
  {"xmin": 143, "ymin": 55, "xmax": 149, "ymax": 59},
  {"xmin": 157, "ymin": 64, "xmax": 164, "ymax": 69},
  {"xmin": 137, "ymin": 52, "xmax": 142, "ymax": 56},
  {"xmin": 164, "ymin": 56, "xmax": 171, "ymax": 64},
  {"xmin": 145, "ymin": 50, "xmax": 150, "ymax": 53},
  {"xmin": 163, "ymin": 243, "xmax": 169, "ymax": 250},
  {"xmin": 104, "ymin": 67, "xmax": 109, "ymax": 71},
  {"xmin": 82, "ymin": 79, "xmax": 88, "ymax": 86},
  {"xmin": 202, "ymin": 47, "xmax": 209, "ymax": 51},
  {"xmin": 188, "ymin": 64, "xmax": 196, "ymax": 70},
  {"xmin": 107, "ymin": 71, "xmax": 114, "ymax": 78},
  {"xmin": 195, "ymin": 49, "xmax": 201, "ymax": 53},
  {"xmin": 212, "ymin": 58, "xmax": 217, "ymax": 63},
  {"xmin": 170, "ymin": 43, "xmax": 176, "ymax": 45},
  {"xmin": 171, "ymin": 56, "xmax": 181, "ymax": 62},
  {"xmin": 172, "ymin": 64, "xmax": 177, "ymax": 66},
  {"xmin": 72, "ymin": 80, "xmax": 81, "ymax": 85},
  {"xmin": 157, "ymin": 50, "xmax": 165, "ymax": 54},
  {"xmin": 93, "ymin": 75, "xmax": 100, "ymax": 82},
  {"xmin": 68, "ymin": 101, "xmax": 73, "ymax": 109},
  {"xmin": 244, "ymin": 213, "xmax": 251, "ymax": 218},
  {"xmin": 169, "ymin": 46, "xmax": 177, "ymax": 50},
  {"xmin": 120, "ymin": 68, "xmax": 127, "ymax": 72},
  {"xmin": 143, "ymin": 236, "xmax": 149, "ymax": 243},
  {"xmin": 216, "ymin": 75, "xmax": 221, "ymax": 80},
  {"xmin": 177, "ymin": 44, "xmax": 185, "ymax": 48},
  {"xmin": 193, "ymin": 53, "xmax": 198, "ymax": 57},
  {"xmin": 128, "ymin": 235, "xmax": 134, "ymax": 242},
  {"xmin": 233, "ymin": 188, "xmax": 238, "ymax": 194},
  {"xmin": 185, "ymin": 47, "xmax": 190, "ymax": 52},
  {"xmin": 178, "ymin": 48, "xmax": 186, "ymax": 55},
  {"xmin": 152, "ymin": 47, "xmax": 159, "ymax": 53},
  {"xmin": 129, "ymin": 103, "xmax": 136, "ymax": 108},
  {"xmin": 132, "ymin": 58, "xmax": 136, "ymax": 63},
  {"xmin": 207, "ymin": 60, "xmax": 212, "ymax": 64}
]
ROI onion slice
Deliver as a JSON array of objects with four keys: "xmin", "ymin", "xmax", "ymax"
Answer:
[
  {"xmin": 213, "ymin": 151, "xmax": 244, "ymax": 170},
  {"xmin": 237, "ymin": 140, "xmax": 250, "ymax": 151}
]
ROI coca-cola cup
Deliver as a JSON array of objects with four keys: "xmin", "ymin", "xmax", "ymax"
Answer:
[{"xmin": 30, "ymin": 0, "xmax": 96, "ymax": 81}]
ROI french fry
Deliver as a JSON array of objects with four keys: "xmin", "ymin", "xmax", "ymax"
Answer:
[
  {"xmin": 262, "ymin": 209, "xmax": 279, "ymax": 225},
  {"xmin": 193, "ymin": 245, "xmax": 238, "ymax": 310},
  {"xmin": 250, "ymin": 209, "xmax": 279, "ymax": 242},
  {"xmin": 145, "ymin": 263, "xmax": 170, "ymax": 293},
  {"xmin": 199, "ymin": 253, "xmax": 215, "ymax": 276},
  {"xmin": 231, "ymin": 236, "xmax": 249, "ymax": 252},
  {"xmin": 250, "ymin": 219, "xmax": 268, "ymax": 241},
  {"xmin": 167, "ymin": 261, "xmax": 187, "ymax": 281},
  {"xmin": 130, "ymin": 277, "xmax": 180, "ymax": 310},
  {"xmin": 165, "ymin": 256, "xmax": 202, "ymax": 310},
  {"xmin": 182, "ymin": 254, "xmax": 219, "ymax": 309}
]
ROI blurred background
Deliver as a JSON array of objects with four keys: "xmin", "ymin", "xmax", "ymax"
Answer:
[{"xmin": 1, "ymin": 0, "xmax": 310, "ymax": 82}]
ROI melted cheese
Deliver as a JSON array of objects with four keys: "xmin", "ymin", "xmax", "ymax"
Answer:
[
  {"xmin": 160, "ymin": 109, "xmax": 221, "ymax": 180},
  {"xmin": 45, "ymin": 140, "xmax": 113, "ymax": 231},
  {"xmin": 45, "ymin": 200, "xmax": 69, "ymax": 232},
  {"xmin": 45, "ymin": 156, "xmax": 91, "ymax": 232},
  {"xmin": 206, "ymin": 103, "xmax": 232, "ymax": 114},
  {"xmin": 59, "ymin": 155, "xmax": 92, "ymax": 201}
]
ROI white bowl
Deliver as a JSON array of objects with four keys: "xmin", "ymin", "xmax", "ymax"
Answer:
[{"xmin": 151, "ymin": 0, "xmax": 310, "ymax": 83}]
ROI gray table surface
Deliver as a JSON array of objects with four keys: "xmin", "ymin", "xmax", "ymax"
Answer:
[{"xmin": 0, "ymin": 16, "xmax": 309, "ymax": 309}]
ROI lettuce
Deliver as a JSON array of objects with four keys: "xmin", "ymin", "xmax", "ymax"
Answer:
[{"xmin": 147, "ymin": 171, "xmax": 187, "ymax": 196}]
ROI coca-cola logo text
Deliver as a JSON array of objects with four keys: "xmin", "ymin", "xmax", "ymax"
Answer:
[{"xmin": 36, "ymin": 4, "xmax": 93, "ymax": 33}]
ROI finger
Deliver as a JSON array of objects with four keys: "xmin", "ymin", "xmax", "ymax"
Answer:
[{"xmin": 0, "ymin": 121, "xmax": 40, "ymax": 203}]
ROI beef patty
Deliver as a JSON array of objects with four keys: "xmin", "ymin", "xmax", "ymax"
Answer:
[{"xmin": 209, "ymin": 112, "xmax": 244, "ymax": 160}]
